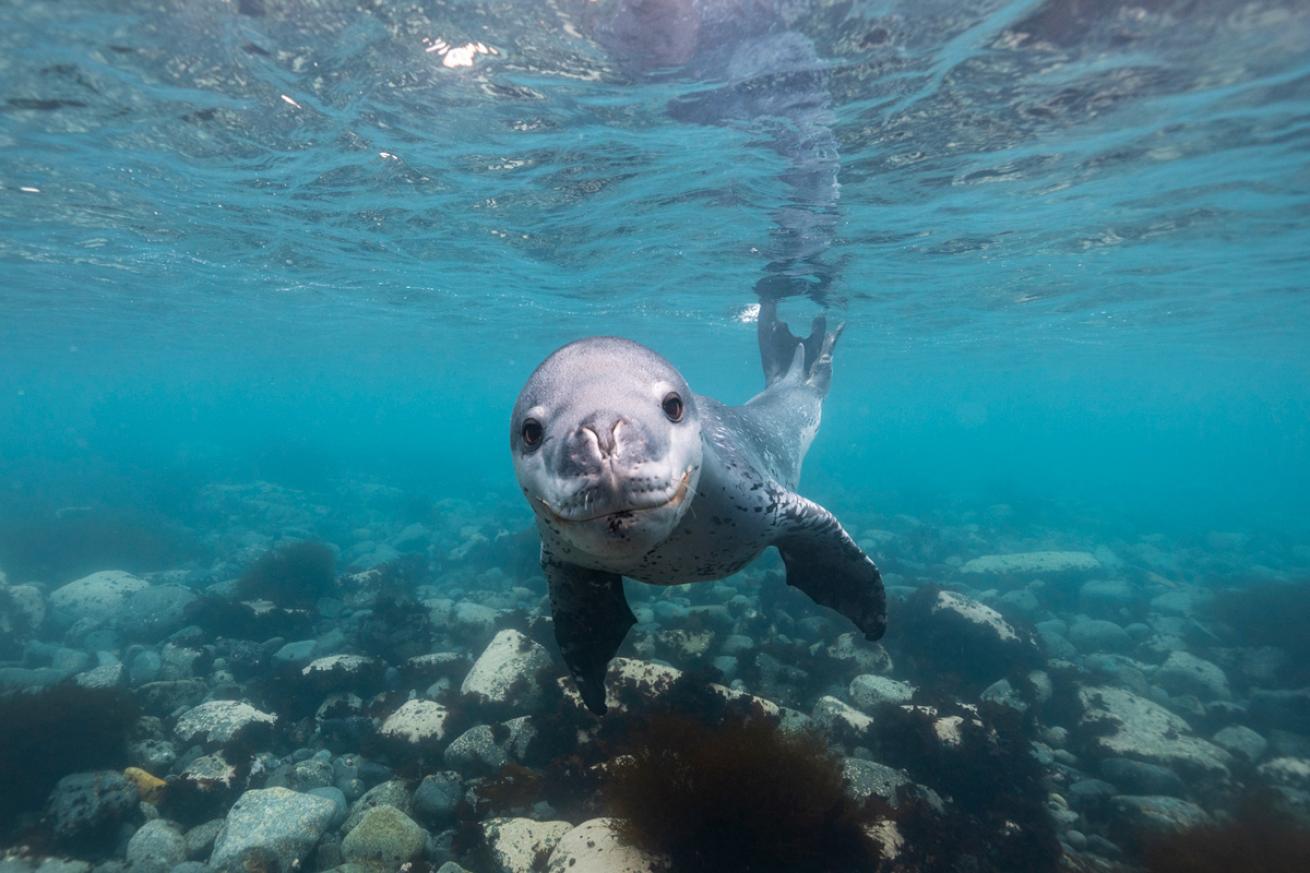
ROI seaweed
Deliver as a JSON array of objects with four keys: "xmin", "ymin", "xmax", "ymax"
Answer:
[
  {"xmin": 603, "ymin": 712, "xmax": 881, "ymax": 873},
  {"xmin": 873, "ymin": 699, "xmax": 1061, "ymax": 873},
  {"xmin": 235, "ymin": 540, "xmax": 336, "ymax": 609},
  {"xmin": 0, "ymin": 684, "xmax": 139, "ymax": 828},
  {"xmin": 1141, "ymin": 791, "xmax": 1310, "ymax": 873}
]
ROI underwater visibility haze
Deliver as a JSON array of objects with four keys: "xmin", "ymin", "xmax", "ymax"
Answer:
[{"xmin": 1, "ymin": 0, "xmax": 1309, "ymax": 871}]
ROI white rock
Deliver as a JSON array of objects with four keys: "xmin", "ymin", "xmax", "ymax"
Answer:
[
  {"xmin": 209, "ymin": 787, "xmax": 336, "ymax": 871},
  {"xmin": 49, "ymin": 570, "xmax": 148, "ymax": 626},
  {"xmin": 175, "ymin": 700, "xmax": 277, "ymax": 745},
  {"xmin": 380, "ymin": 699, "xmax": 451, "ymax": 745},
  {"xmin": 1155, "ymin": 651, "xmax": 1231, "ymax": 701},
  {"xmin": 545, "ymin": 818, "xmax": 665, "ymax": 873},
  {"xmin": 301, "ymin": 654, "xmax": 377, "ymax": 676},
  {"xmin": 482, "ymin": 817, "xmax": 572, "ymax": 873},
  {"xmin": 453, "ymin": 600, "xmax": 499, "ymax": 635},
  {"xmin": 1257, "ymin": 757, "xmax": 1310, "ymax": 790},
  {"xmin": 961, "ymin": 551, "xmax": 1100, "ymax": 575},
  {"xmin": 1077, "ymin": 686, "xmax": 1230, "ymax": 776},
  {"xmin": 931, "ymin": 590, "xmax": 1018, "ymax": 642},
  {"xmin": 864, "ymin": 820, "xmax": 904, "ymax": 860},
  {"xmin": 812, "ymin": 695, "xmax": 874, "ymax": 736},
  {"xmin": 849, "ymin": 674, "xmax": 915, "ymax": 711},
  {"xmin": 1211, "ymin": 725, "xmax": 1267, "ymax": 763},
  {"xmin": 461, "ymin": 629, "xmax": 554, "ymax": 710}
]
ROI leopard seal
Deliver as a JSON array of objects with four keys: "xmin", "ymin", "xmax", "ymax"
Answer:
[{"xmin": 510, "ymin": 301, "xmax": 885, "ymax": 713}]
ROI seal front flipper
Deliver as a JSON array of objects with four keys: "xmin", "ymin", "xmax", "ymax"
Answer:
[
  {"xmin": 543, "ymin": 550, "xmax": 635, "ymax": 715},
  {"xmin": 774, "ymin": 495, "xmax": 886, "ymax": 641}
]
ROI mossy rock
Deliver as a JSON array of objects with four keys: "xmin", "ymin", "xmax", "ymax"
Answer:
[{"xmin": 341, "ymin": 804, "xmax": 427, "ymax": 869}]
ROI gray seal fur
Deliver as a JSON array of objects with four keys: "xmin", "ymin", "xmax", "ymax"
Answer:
[{"xmin": 510, "ymin": 301, "xmax": 885, "ymax": 713}]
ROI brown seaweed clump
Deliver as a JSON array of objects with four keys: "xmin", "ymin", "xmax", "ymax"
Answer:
[
  {"xmin": 0, "ymin": 684, "xmax": 139, "ymax": 828},
  {"xmin": 604, "ymin": 713, "xmax": 881, "ymax": 873},
  {"xmin": 235, "ymin": 540, "xmax": 335, "ymax": 608},
  {"xmin": 1142, "ymin": 792, "xmax": 1310, "ymax": 873}
]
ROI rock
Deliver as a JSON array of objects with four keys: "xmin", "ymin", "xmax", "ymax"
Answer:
[
  {"xmin": 1076, "ymin": 685, "xmax": 1231, "ymax": 776},
  {"xmin": 1067, "ymin": 778, "xmax": 1117, "ymax": 808},
  {"xmin": 46, "ymin": 771, "xmax": 138, "ymax": 844},
  {"xmin": 340, "ymin": 805, "xmax": 427, "ymax": 868},
  {"xmin": 126, "ymin": 820, "xmax": 186, "ymax": 873},
  {"xmin": 1100, "ymin": 758, "xmax": 1185, "ymax": 797},
  {"xmin": 1068, "ymin": 619, "xmax": 1132, "ymax": 654},
  {"xmin": 118, "ymin": 585, "xmax": 198, "ymax": 641},
  {"xmin": 343, "ymin": 780, "xmax": 412, "ymax": 834},
  {"xmin": 461, "ymin": 629, "xmax": 553, "ymax": 711},
  {"xmin": 1155, "ymin": 651, "xmax": 1231, "ymax": 701},
  {"xmin": 811, "ymin": 695, "xmax": 873, "ymax": 740},
  {"xmin": 961, "ymin": 551, "xmax": 1100, "ymax": 576},
  {"xmin": 1110, "ymin": 795, "xmax": 1209, "ymax": 837},
  {"xmin": 453, "ymin": 601, "xmax": 499, "ymax": 637},
  {"xmin": 123, "ymin": 767, "xmax": 167, "ymax": 804},
  {"xmin": 444, "ymin": 724, "xmax": 509, "ymax": 775},
  {"xmin": 379, "ymin": 699, "xmax": 451, "ymax": 748},
  {"xmin": 49, "ymin": 571, "xmax": 148, "ymax": 628},
  {"xmin": 981, "ymin": 678, "xmax": 1028, "ymax": 712},
  {"xmin": 849, "ymin": 674, "xmax": 915, "ymax": 711},
  {"xmin": 1212, "ymin": 725, "xmax": 1268, "ymax": 763},
  {"xmin": 482, "ymin": 817, "xmax": 572, "ymax": 873},
  {"xmin": 841, "ymin": 758, "xmax": 912, "ymax": 806},
  {"xmin": 272, "ymin": 640, "xmax": 318, "ymax": 667},
  {"xmin": 128, "ymin": 650, "xmax": 162, "ymax": 685},
  {"xmin": 1257, "ymin": 757, "xmax": 1310, "ymax": 790},
  {"xmin": 413, "ymin": 772, "xmax": 462, "ymax": 825},
  {"xmin": 307, "ymin": 786, "xmax": 348, "ymax": 827},
  {"xmin": 545, "ymin": 818, "xmax": 665, "ymax": 873},
  {"xmin": 1078, "ymin": 579, "xmax": 1137, "ymax": 617},
  {"xmin": 134, "ymin": 679, "xmax": 207, "ymax": 715},
  {"xmin": 209, "ymin": 787, "xmax": 335, "ymax": 872},
  {"xmin": 900, "ymin": 588, "xmax": 1041, "ymax": 688},
  {"xmin": 1250, "ymin": 688, "xmax": 1310, "ymax": 734},
  {"xmin": 174, "ymin": 700, "xmax": 277, "ymax": 746},
  {"xmin": 300, "ymin": 655, "xmax": 386, "ymax": 694},
  {"xmin": 825, "ymin": 633, "xmax": 892, "ymax": 674},
  {"xmin": 184, "ymin": 819, "xmax": 224, "ymax": 860},
  {"xmin": 75, "ymin": 663, "xmax": 126, "ymax": 690}
]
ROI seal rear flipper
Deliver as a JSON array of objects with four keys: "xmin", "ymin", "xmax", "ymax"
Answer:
[
  {"xmin": 543, "ymin": 552, "xmax": 635, "ymax": 715},
  {"xmin": 757, "ymin": 298, "xmax": 844, "ymax": 394},
  {"xmin": 774, "ymin": 495, "xmax": 886, "ymax": 640}
]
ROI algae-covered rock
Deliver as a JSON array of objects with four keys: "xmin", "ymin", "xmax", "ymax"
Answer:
[{"xmin": 340, "ymin": 804, "xmax": 427, "ymax": 868}]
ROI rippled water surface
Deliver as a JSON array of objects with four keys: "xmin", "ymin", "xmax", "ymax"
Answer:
[{"xmin": 1, "ymin": 0, "xmax": 1308, "ymax": 537}]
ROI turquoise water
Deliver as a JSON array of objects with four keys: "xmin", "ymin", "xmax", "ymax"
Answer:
[
  {"xmin": 3, "ymin": 2, "xmax": 1310, "ymax": 869},
  {"xmin": 3, "ymin": 1, "xmax": 1307, "ymax": 551}
]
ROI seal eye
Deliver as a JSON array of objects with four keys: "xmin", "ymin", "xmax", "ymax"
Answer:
[
  {"xmin": 662, "ymin": 392, "xmax": 684, "ymax": 422},
  {"xmin": 521, "ymin": 418, "xmax": 543, "ymax": 448}
]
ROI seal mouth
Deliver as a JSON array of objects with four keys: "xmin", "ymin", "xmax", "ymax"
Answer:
[{"xmin": 538, "ymin": 468, "xmax": 692, "ymax": 525}]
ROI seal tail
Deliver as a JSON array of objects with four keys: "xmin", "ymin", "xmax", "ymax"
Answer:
[{"xmin": 757, "ymin": 298, "xmax": 844, "ymax": 394}]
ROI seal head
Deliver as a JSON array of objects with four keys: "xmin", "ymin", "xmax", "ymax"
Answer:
[{"xmin": 511, "ymin": 337, "xmax": 704, "ymax": 561}]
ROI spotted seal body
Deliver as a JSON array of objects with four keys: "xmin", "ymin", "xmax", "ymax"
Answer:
[{"xmin": 511, "ymin": 302, "xmax": 885, "ymax": 713}]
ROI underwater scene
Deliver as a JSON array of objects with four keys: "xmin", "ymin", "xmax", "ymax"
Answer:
[{"xmin": 2, "ymin": 0, "xmax": 1309, "ymax": 871}]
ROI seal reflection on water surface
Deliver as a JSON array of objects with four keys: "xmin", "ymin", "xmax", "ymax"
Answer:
[{"xmin": 511, "ymin": 302, "xmax": 886, "ymax": 714}]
